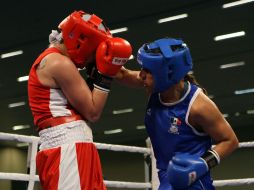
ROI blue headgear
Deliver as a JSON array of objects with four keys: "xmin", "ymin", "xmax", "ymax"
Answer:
[{"xmin": 137, "ymin": 38, "xmax": 193, "ymax": 92}]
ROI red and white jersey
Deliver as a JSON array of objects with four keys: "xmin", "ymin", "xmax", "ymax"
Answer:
[{"xmin": 28, "ymin": 47, "xmax": 81, "ymax": 129}]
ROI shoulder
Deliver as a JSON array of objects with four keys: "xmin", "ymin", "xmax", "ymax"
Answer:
[
  {"xmin": 45, "ymin": 53, "xmax": 78, "ymax": 74},
  {"xmin": 189, "ymin": 90, "xmax": 220, "ymax": 125},
  {"xmin": 191, "ymin": 91, "xmax": 215, "ymax": 113},
  {"xmin": 46, "ymin": 52, "xmax": 73, "ymax": 67}
]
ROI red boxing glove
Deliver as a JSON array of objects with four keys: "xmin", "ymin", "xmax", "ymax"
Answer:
[{"xmin": 96, "ymin": 37, "xmax": 132, "ymax": 77}]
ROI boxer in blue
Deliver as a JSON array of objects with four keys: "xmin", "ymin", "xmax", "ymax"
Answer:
[{"xmin": 114, "ymin": 37, "xmax": 239, "ymax": 189}]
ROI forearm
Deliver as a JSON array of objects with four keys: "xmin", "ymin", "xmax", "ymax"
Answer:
[
  {"xmin": 87, "ymin": 89, "xmax": 109, "ymax": 122},
  {"xmin": 115, "ymin": 67, "xmax": 143, "ymax": 88},
  {"xmin": 213, "ymin": 136, "xmax": 239, "ymax": 160}
]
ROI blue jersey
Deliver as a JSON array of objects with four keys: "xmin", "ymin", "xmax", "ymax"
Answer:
[{"xmin": 145, "ymin": 82, "xmax": 214, "ymax": 190}]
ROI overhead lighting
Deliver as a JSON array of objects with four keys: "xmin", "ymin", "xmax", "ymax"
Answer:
[
  {"xmin": 12, "ymin": 125, "xmax": 30, "ymax": 131},
  {"xmin": 223, "ymin": 113, "xmax": 229, "ymax": 118},
  {"xmin": 234, "ymin": 112, "xmax": 240, "ymax": 116},
  {"xmin": 222, "ymin": 0, "xmax": 254, "ymax": 8},
  {"xmin": 110, "ymin": 27, "xmax": 128, "ymax": 34},
  {"xmin": 136, "ymin": 125, "xmax": 146, "ymax": 130},
  {"xmin": 214, "ymin": 31, "xmax": 245, "ymax": 41},
  {"xmin": 17, "ymin": 75, "xmax": 29, "ymax": 82},
  {"xmin": 104, "ymin": 129, "xmax": 123, "ymax": 135},
  {"xmin": 129, "ymin": 55, "xmax": 134, "ymax": 60},
  {"xmin": 234, "ymin": 88, "xmax": 254, "ymax": 95},
  {"xmin": 158, "ymin": 13, "xmax": 188, "ymax": 23},
  {"xmin": 113, "ymin": 108, "xmax": 134, "ymax": 115},
  {"xmin": 247, "ymin": 109, "xmax": 254, "ymax": 114},
  {"xmin": 8, "ymin": 101, "xmax": 26, "ymax": 108},
  {"xmin": 220, "ymin": 61, "xmax": 245, "ymax": 69},
  {"xmin": 1, "ymin": 50, "xmax": 23, "ymax": 59}
]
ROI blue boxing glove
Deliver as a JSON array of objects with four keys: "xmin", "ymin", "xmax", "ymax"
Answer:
[{"xmin": 167, "ymin": 151, "xmax": 219, "ymax": 189}]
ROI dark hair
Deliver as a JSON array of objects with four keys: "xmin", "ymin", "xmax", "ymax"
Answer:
[{"xmin": 184, "ymin": 73, "xmax": 208, "ymax": 95}]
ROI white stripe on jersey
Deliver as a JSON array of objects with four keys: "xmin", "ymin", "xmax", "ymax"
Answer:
[{"xmin": 49, "ymin": 88, "xmax": 72, "ymax": 117}]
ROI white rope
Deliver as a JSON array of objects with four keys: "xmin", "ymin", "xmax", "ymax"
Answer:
[
  {"xmin": 0, "ymin": 132, "xmax": 150, "ymax": 154},
  {"xmin": 1, "ymin": 172, "xmax": 254, "ymax": 187},
  {"xmin": 0, "ymin": 173, "xmax": 151, "ymax": 189},
  {"xmin": 214, "ymin": 178, "xmax": 254, "ymax": 187},
  {"xmin": 239, "ymin": 141, "xmax": 254, "ymax": 148},
  {"xmin": 1, "ymin": 132, "xmax": 254, "ymax": 189},
  {"xmin": 0, "ymin": 173, "xmax": 39, "ymax": 182},
  {"xmin": 104, "ymin": 180, "xmax": 152, "ymax": 188},
  {"xmin": 96, "ymin": 142, "xmax": 150, "ymax": 154}
]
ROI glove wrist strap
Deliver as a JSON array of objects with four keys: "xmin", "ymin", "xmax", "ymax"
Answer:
[
  {"xmin": 93, "ymin": 72, "xmax": 113, "ymax": 92},
  {"xmin": 201, "ymin": 149, "xmax": 220, "ymax": 169}
]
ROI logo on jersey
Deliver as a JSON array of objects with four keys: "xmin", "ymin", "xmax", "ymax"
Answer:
[{"xmin": 168, "ymin": 117, "xmax": 182, "ymax": 134}]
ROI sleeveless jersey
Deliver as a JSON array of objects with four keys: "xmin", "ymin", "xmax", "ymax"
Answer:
[
  {"xmin": 145, "ymin": 82, "xmax": 212, "ymax": 170},
  {"xmin": 28, "ymin": 47, "xmax": 81, "ymax": 128}
]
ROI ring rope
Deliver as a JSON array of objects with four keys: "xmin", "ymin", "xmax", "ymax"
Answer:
[
  {"xmin": 0, "ymin": 133, "xmax": 150, "ymax": 154},
  {"xmin": 1, "ymin": 132, "xmax": 254, "ymax": 189},
  {"xmin": 0, "ymin": 173, "xmax": 152, "ymax": 189},
  {"xmin": 214, "ymin": 178, "xmax": 254, "ymax": 187}
]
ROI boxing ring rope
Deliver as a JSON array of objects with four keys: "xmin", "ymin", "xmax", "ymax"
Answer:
[{"xmin": 0, "ymin": 132, "xmax": 254, "ymax": 189}]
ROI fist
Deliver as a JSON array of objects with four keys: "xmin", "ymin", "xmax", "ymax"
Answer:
[
  {"xmin": 96, "ymin": 37, "xmax": 132, "ymax": 76},
  {"xmin": 167, "ymin": 153, "xmax": 208, "ymax": 189}
]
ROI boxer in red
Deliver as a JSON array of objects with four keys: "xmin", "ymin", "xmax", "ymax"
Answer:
[{"xmin": 28, "ymin": 10, "xmax": 132, "ymax": 190}]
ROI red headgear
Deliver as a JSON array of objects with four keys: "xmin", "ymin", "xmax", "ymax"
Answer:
[{"xmin": 58, "ymin": 11, "xmax": 112, "ymax": 68}]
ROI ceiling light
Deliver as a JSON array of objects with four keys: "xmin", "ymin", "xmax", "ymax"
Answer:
[
  {"xmin": 129, "ymin": 55, "xmax": 134, "ymax": 60},
  {"xmin": 247, "ymin": 109, "xmax": 254, "ymax": 114},
  {"xmin": 223, "ymin": 113, "xmax": 229, "ymax": 118},
  {"xmin": 234, "ymin": 112, "xmax": 240, "ymax": 116},
  {"xmin": 1, "ymin": 50, "xmax": 23, "ymax": 59},
  {"xmin": 12, "ymin": 125, "xmax": 30, "ymax": 131},
  {"xmin": 110, "ymin": 27, "xmax": 128, "ymax": 34},
  {"xmin": 104, "ymin": 129, "xmax": 123, "ymax": 135},
  {"xmin": 214, "ymin": 31, "xmax": 245, "ymax": 41},
  {"xmin": 136, "ymin": 125, "xmax": 146, "ymax": 130},
  {"xmin": 8, "ymin": 101, "xmax": 26, "ymax": 108},
  {"xmin": 222, "ymin": 0, "xmax": 254, "ymax": 8},
  {"xmin": 220, "ymin": 61, "xmax": 245, "ymax": 69},
  {"xmin": 158, "ymin": 13, "xmax": 188, "ymax": 23},
  {"xmin": 112, "ymin": 108, "xmax": 134, "ymax": 114},
  {"xmin": 234, "ymin": 88, "xmax": 254, "ymax": 95},
  {"xmin": 17, "ymin": 75, "xmax": 29, "ymax": 82}
]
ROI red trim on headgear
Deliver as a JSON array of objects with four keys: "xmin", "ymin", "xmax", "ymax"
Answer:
[{"xmin": 58, "ymin": 11, "xmax": 112, "ymax": 68}]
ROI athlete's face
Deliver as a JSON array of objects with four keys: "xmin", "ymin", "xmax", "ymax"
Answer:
[{"xmin": 139, "ymin": 69, "xmax": 154, "ymax": 93}]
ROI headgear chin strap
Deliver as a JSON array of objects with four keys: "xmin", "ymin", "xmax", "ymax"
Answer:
[
  {"xmin": 58, "ymin": 10, "xmax": 112, "ymax": 68},
  {"xmin": 137, "ymin": 38, "xmax": 193, "ymax": 93}
]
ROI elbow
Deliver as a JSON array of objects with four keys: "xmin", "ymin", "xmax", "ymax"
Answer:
[{"xmin": 86, "ymin": 112, "xmax": 101, "ymax": 123}]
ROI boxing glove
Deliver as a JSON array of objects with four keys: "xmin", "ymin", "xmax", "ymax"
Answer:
[
  {"xmin": 87, "ymin": 37, "xmax": 132, "ymax": 92},
  {"xmin": 96, "ymin": 37, "xmax": 132, "ymax": 77},
  {"xmin": 85, "ymin": 62, "xmax": 112, "ymax": 92},
  {"xmin": 167, "ymin": 151, "xmax": 219, "ymax": 189}
]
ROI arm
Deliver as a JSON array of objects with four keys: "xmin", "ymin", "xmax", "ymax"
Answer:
[
  {"xmin": 167, "ymin": 90, "xmax": 238, "ymax": 189},
  {"xmin": 46, "ymin": 53, "xmax": 108, "ymax": 122},
  {"xmin": 190, "ymin": 91, "xmax": 239, "ymax": 159},
  {"xmin": 115, "ymin": 67, "xmax": 144, "ymax": 88}
]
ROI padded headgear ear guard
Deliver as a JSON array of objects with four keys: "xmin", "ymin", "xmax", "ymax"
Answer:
[{"xmin": 58, "ymin": 10, "xmax": 112, "ymax": 68}]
